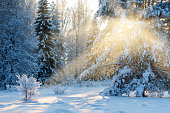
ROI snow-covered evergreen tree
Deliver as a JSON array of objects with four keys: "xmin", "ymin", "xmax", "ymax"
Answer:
[
  {"xmin": 16, "ymin": 74, "xmax": 40, "ymax": 102},
  {"xmin": 97, "ymin": 0, "xmax": 124, "ymax": 17},
  {"xmin": 34, "ymin": 0, "xmax": 67, "ymax": 84},
  {"xmin": 80, "ymin": 19, "xmax": 103, "ymax": 81},
  {"xmin": 103, "ymin": 61, "xmax": 169, "ymax": 97},
  {"xmin": 99, "ymin": 25, "xmax": 170, "ymax": 97},
  {"xmin": 50, "ymin": 2, "xmax": 67, "ymax": 70},
  {"xmin": 86, "ymin": 19, "xmax": 100, "ymax": 50},
  {"xmin": 97, "ymin": 0, "xmax": 115, "ymax": 17},
  {"xmin": 141, "ymin": 1, "xmax": 170, "ymax": 35},
  {"xmin": 91, "ymin": 0, "xmax": 170, "ymax": 97},
  {"xmin": 50, "ymin": 2, "xmax": 61, "ymax": 35},
  {"xmin": 0, "ymin": 0, "xmax": 38, "ymax": 90}
]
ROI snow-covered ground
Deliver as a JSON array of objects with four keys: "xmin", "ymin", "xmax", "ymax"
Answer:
[{"xmin": 0, "ymin": 86, "xmax": 170, "ymax": 113}]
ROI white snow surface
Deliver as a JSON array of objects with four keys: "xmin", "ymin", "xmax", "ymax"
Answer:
[{"xmin": 0, "ymin": 85, "xmax": 170, "ymax": 113}]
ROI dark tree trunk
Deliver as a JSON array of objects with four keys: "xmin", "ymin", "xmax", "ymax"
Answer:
[{"xmin": 26, "ymin": 90, "xmax": 28, "ymax": 99}]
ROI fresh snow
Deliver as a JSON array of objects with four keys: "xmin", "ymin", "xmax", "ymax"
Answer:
[{"xmin": 0, "ymin": 86, "xmax": 170, "ymax": 113}]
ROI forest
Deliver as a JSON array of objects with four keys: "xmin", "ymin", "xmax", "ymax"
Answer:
[{"xmin": 0, "ymin": 0, "xmax": 170, "ymax": 112}]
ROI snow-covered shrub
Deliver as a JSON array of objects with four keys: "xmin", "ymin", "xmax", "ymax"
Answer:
[
  {"xmin": 101, "ymin": 51, "xmax": 169, "ymax": 97},
  {"xmin": 52, "ymin": 85, "xmax": 66, "ymax": 95},
  {"xmin": 102, "ymin": 67, "xmax": 168, "ymax": 97},
  {"xmin": 134, "ymin": 67, "xmax": 165, "ymax": 97},
  {"xmin": 103, "ymin": 65, "xmax": 132, "ymax": 96},
  {"xmin": 16, "ymin": 74, "xmax": 40, "ymax": 102}
]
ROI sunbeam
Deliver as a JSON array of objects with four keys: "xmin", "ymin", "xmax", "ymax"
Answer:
[{"xmin": 51, "ymin": 16, "xmax": 169, "ymax": 83}]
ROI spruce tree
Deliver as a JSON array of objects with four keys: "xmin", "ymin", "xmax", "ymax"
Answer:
[
  {"xmin": 80, "ymin": 19, "xmax": 103, "ymax": 80},
  {"xmin": 85, "ymin": 20, "xmax": 100, "ymax": 71},
  {"xmin": 34, "ymin": 0, "xmax": 67, "ymax": 83},
  {"xmin": 50, "ymin": 2, "xmax": 67, "ymax": 70},
  {"xmin": 86, "ymin": 20, "xmax": 100, "ymax": 50},
  {"xmin": 95, "ymin": 0, "xmax": 170, "ymax": 97}
]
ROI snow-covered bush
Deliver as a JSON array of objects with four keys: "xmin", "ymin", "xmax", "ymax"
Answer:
[
  {"xmin": 16, "ymin": 74, "xmax": 40, "ymax": 102},
  {"xmin": 101, "ymin": 51, "xmax": 169, "ymax": 97},
  {"xmin": 102, "ymin": 65, "xmax": 133, "ymax": 96},
  {"xmin": 52, "ymin": 85, "xmax": 66, "ymax": 95}
]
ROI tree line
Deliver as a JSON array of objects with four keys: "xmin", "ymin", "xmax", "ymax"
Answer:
[{"xmin": 0, "ymin": 0, "xmax": 169, "ymax": 97}]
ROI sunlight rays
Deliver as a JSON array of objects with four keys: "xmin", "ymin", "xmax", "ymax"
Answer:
[{"xmin": 51, "ymin": 16, "xmax": 169, "ymax": 83}]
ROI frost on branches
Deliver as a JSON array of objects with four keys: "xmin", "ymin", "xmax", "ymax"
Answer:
[
  {"xmin": 100, "ymin": 42, "xmax": 170, "ymax": 97},
  {"xmin": 34, "ymin": 0, "xmax": 67, "ymax": 84},
  {"xmin": 16, "ymin": 74, "xmax": 40, "ymax": 102},
  {"xmin": 0, "ymin": 0, "xmax": 38, "ymax": 90},
  {"xmin": 91, "ymin": 0, "xmax": 170, "ymax": 97},
  {"xmin": 102, "ymin": 64, "xmax": 169, "ymax": 97}
]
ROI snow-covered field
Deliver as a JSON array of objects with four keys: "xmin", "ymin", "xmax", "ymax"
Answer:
[{"xmin": 0, "ymin": 86, "xmax": 170, "ymax": 113}]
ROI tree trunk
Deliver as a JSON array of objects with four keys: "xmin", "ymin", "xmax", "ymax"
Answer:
[
  {"xmin": 25, "ymin": 90, "xmax": 28, "ymax": 99},
  {"xmin": 30, "ymin": 91, "xmax": 32, "ymax": 99},
  {"xmin": 142, "ymin": 91, "xmax": 145, "ymax": 97},
  {"xmin": 4, "ymin": 83, "xmax": 6, "ymax": 90}
]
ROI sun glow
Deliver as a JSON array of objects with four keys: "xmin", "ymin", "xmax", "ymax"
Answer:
[{"xmin": 51, "ymin": 17, "xmax": 169, "ymax": 82}]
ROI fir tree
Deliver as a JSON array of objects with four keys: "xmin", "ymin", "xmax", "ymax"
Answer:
[
  {"xmin": 34, "ymin": 0, "xmax": 67, "ymax": 83},
  {"xmin": 96, "ymin": 0, "xmax": 170, "ymax": 97},
  {"xmin": 80, "ymin": 19, "xmax": 105, "ymax": 81},
  {"xmin": 50, "ymin": 2, "xmax": 67, "ymax": 70},
  {"xmin": 50, "ymin": 1, "xmax": 61, "ymax": 35},
  {"xmin": 86, "ymin": 19, "xmax": 100, "ymax": 50}
]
